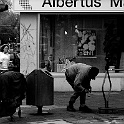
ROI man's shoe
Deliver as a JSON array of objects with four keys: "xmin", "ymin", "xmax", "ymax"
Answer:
[
  {"xmin": 79, "ymin": 105, "xmax": 92, "ymax": 113},
  {"xmin": 67, "ymin": 106, "xmax": 76, "ymax": 112}
]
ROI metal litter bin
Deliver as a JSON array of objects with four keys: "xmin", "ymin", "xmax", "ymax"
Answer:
[{"xmin": 26, "ymin": 69, "xmax": 54, "ymax": 114}]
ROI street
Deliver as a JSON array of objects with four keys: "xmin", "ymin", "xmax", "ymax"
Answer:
[{"xmin": 1, "ymin": 91, "xmax": 124, "ymax": 124}]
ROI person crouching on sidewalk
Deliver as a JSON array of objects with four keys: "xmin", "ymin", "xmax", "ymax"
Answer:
[{"xmin": 65, "ymin": 61, "xmax": 99, "ymax": 113}]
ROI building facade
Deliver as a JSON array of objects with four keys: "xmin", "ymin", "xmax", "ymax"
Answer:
[{"xmin": 20, "ymin": 13, "xmax": 123, "ymax": 75}]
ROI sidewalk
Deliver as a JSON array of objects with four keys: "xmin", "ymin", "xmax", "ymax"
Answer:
[{"xmin": 1, "ymin": 91, "xmax": 124, "ymax": 124}]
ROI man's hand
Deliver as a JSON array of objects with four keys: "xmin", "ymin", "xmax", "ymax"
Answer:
[
  {"xmin": 75, "ymin": 84, "xmax": 91, "ymax": 93},
  {"xmin": 84, "ymin": 89, "xmax": 90, "ymax": 93},
  {"xmin": 88, "ymin": 87, "xmax": 92, "ymax": 93},
  {"xmin": 83, "ymin": 87, "xmax": 92, "ymax": 93}
]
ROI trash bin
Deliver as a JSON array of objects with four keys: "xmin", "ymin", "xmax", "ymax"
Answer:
[{"xmin": 26, "ymin": 69, "xmax": 54, "ymax": 113}]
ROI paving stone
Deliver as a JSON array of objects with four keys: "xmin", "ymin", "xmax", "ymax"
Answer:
[
  {"xmin": 27, "ymin": 119, "xmax": 72, "ymax": 124},
  {"xmin": 1, "ymin": 91, "xmax": 124, "ymax": 124}
]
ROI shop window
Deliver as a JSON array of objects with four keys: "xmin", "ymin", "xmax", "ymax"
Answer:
[
  {"xmin": 39, "ymin": 15, "xmax": 54, "ymax": 72},
  {"xmin": 39, "ymin": 14, "xmax": 99, "ymax": 72}
]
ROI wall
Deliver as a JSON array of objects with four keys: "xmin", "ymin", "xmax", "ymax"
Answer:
[
  {"xmin": 51, "ymin": 72, "xmax": 124, "ymax": 92},
  {"xmin": 20, "ymin": 13, "xmax": 38, "ymax": 75}
]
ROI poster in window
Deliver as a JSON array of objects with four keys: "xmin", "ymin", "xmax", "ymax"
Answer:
[{"xmin": 76, "ymin": 29, "xmax": 96, "ymax": 57}]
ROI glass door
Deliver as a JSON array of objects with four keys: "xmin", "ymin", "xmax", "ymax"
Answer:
[{"xmin": 39, "ymin": 15, "xmax": 54, "ymax": 71}]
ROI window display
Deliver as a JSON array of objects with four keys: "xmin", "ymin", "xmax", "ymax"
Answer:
[{"xmin": 76, "ymin": 29, "xmax": 96, "ymax": 57}]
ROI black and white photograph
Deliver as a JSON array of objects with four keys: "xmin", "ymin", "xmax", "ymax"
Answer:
[{"xmin": 0, "ymin": 0, "xmax": 124, "ymax": 123}]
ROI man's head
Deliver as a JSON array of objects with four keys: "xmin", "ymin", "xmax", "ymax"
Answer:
[
  {"xmin": 89, "ymin": 67, "xmax": 99, "ymax": 80},
  {"xmin": 40, "ymin": 61, "xmax": 45, "ymax": 69}
]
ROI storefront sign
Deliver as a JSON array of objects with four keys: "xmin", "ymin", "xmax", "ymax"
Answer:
[{"xmin": 13, "ymin": 0, "xmax": 124, "ymax": 12}]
